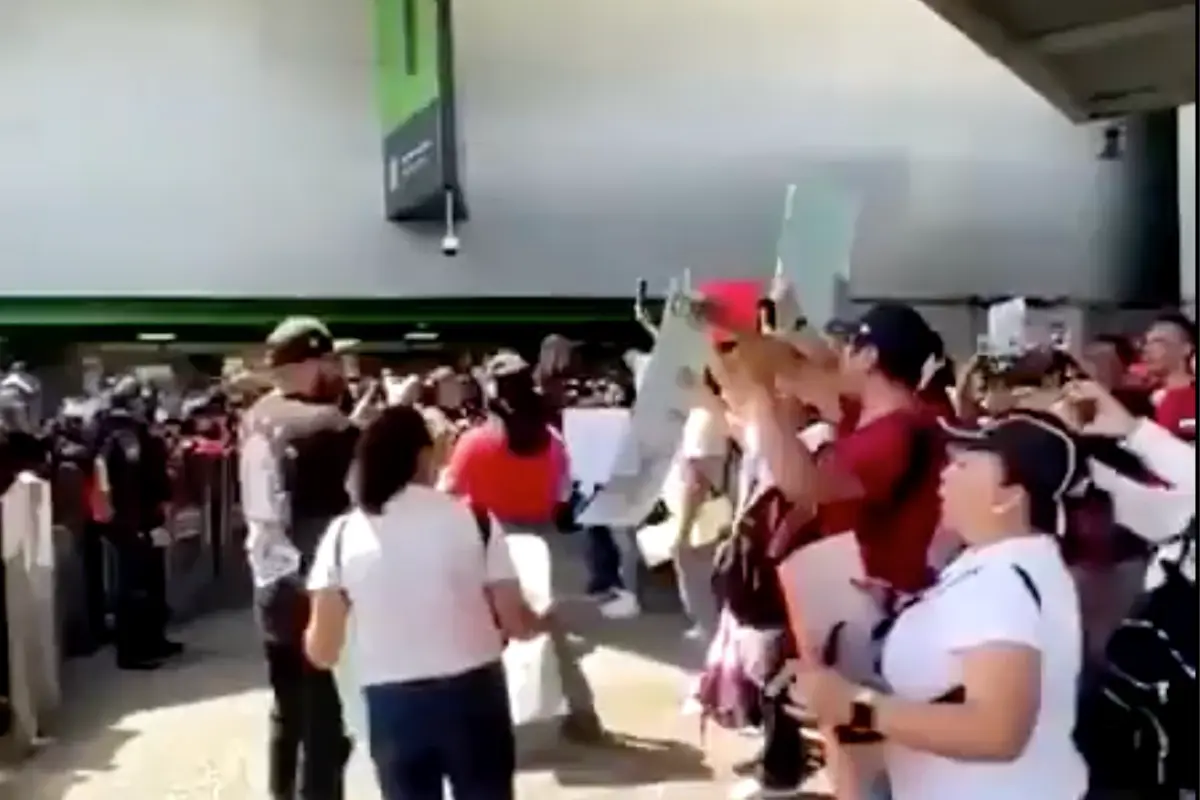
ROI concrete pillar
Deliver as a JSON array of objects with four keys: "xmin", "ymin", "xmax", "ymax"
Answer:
[{"xmin": 1180, "ymin": 105, "xmax": 1196, "ymax": 317}]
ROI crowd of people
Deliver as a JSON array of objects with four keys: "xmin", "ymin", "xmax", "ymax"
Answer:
[{"xmin": 0, "ymin": 294, "xmax": 1194, "ymax": 800}]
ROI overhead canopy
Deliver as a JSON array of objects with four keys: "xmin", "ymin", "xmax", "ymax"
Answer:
[{"xmin": 917, "ymin": 0, "xmax": 1196, "ymax": 121}]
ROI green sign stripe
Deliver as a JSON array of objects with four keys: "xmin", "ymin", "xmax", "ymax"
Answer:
[{"xmin": 375, "ymin": 0, "xmax": 440, "ymax": 133}]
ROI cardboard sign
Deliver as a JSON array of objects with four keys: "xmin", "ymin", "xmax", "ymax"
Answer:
[
  {"xmin": 578, "ymin": 284, "xmax": 710, "ymax": 528},
  {"xmin": 775, "ymin": 179, "xmax": 862, "ymax": 333}
]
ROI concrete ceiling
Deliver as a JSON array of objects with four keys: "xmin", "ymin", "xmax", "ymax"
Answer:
[{"xmin": 915, "ymin": 0, "xmax": 1196, "ymax": 121}]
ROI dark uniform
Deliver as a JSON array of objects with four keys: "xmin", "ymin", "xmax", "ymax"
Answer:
[
  {"xmin": 240, "ymin": 317, "xmax": 357, "ymax": 800},
  {"xmin": 91, "ymin": 382, "xmax": 176, "ymax": 669}
]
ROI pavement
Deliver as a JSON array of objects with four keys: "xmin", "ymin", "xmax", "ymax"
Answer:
[{"xmin": 0, "ymin": 553, "xmax": 832, "ymax": 799}]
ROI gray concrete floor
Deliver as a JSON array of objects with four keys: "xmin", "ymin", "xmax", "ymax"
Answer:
[{"xmin": 0, "ymin": 539, "xmax": 833, "ymax": 800}]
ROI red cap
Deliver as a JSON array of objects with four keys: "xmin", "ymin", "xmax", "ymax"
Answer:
[{"xmin": 697, "ymin": 278, "xmax": 765, "ymax": 343}]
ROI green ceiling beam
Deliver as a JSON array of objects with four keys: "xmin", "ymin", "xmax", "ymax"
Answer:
[{"xmin": 0, "ymin": 296, "xmax": 639, "ymax": 327}]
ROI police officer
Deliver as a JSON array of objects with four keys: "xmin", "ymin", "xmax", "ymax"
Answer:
[
  {"xmin": 240, "ymin": 317, "xmax": 356, "ymax": 800},
  {"xmin": 91, "ymin": 375, "xmax": 177, "ymax": 670}
]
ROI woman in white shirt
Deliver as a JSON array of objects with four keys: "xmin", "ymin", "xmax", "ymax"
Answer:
[
  {"xmin": 795, "ymin": 412, "xmax": 1089, "ymax": 800},
  {"xmin": 304, "ymin": 405, "xmax": 542, "ymax": 800}
]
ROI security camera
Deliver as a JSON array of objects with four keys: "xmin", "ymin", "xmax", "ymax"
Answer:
[{"xmin": 440, "ymin": 233, "xmax": 460, "ymax": 257}]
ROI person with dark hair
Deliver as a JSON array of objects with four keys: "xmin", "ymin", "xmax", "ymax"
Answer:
[
  {"xmin": 726, "ymin": 302, "xmax": 948, "ymax": 798},
  {"xmin": 1083, "ymin": 334, "xmax": 1155, "ymax": 419},
  {"xmin": 239, "ymin": 316, "xmax": 357, "ymax": 800},
  {"xmin": 90, "ymin": 374, "xmax": 176, "ymax": 670},
  {"xmin": 441, "ymin": 352, "xmax": 603, "ymax": 741},
  {"xmin": 441, "ymin": 352, "xmax": 565, "ymax": 525},
  {"xmin": 917, "ymin": 332, "xmax": 957, "ymax": 423},
  {"xmin": 795, "ymin": 412, "xmax": 1088, "ymax": 800},
  {"xmin": 303, "ymin": 404, "xmax": 544, "ymax": 800},
  {"xmin": 1143, "ymin": 312, "xmax": 1197, "ymax": 440}
]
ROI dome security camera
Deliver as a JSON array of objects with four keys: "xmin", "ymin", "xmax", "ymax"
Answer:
[{"xmin": 440, "ymin": 233, "xmax": 460, "ymax": 257}]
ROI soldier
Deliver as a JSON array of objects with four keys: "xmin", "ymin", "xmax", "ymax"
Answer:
[
  {"xmin": 240, "ymin": 317, "xmax": 356, "ymax": 800},
  {"xmin": 90, "ymin": 375, "xmax": 177, "ymax": 670}
]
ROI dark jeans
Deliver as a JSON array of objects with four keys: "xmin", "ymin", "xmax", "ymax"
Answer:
[
  {"xmin": 82, "ymin": 521, "xmax": 111, "ymax": 648},
  {"xmin": 364, "ymin": 661, "xmax": 515, "ymax": 800},
  {"xmin": 265, "ymin": 642, "xmax": 351, "ymax": 800},
  {"xmin": 584, "ymin": 526, "xmax": 624, "ymax": 594},
  {"xmin": 760, "ymin": 686, "xmax": 806, "ymax": 789},
  {"xmin": 106, "ymin": 527, "xmax": 167, "ymax": 662}
]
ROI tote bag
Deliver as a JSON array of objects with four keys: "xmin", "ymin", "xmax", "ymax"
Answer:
[{"xmin": 326, "ymin": 514, "xmax": 370, "ymax": 741}]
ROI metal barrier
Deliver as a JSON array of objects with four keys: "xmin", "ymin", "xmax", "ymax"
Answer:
[{"xmin": 45, "ymin": 445, "xmax": 247, "ymax": 663}]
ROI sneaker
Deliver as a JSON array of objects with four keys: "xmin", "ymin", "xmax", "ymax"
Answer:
[
  {"xmin": 731, "ymin": 753, "xmax": 763, "ymax": 777},
  {"xmin": 598, "ymin": 589, "xmax": 640, "ymax": 619},
  {"xmin": 586, "ymin": 585, "xmax": 619, "ymax": 602},
  {"xmin": 728, "ymin": 777, "xmax": 801, "ymax": 799}
]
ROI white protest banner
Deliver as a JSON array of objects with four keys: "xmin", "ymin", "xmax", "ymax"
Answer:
[
  {"xmin": 562, "ymin": 407, "xmax": 631, "ymax": 488},
  {"xmin": 578, "ymin": 280, "xmax": 710, "ymax": 528},
  {"xmin": 986, "ymin": 297, "xmax": 1028, "ymax": 356}
]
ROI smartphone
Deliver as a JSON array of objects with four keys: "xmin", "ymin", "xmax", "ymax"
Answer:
[
  {"xmin": 635, "ymin": 278, "xmax": 648, "ymax": 312},
  {"xmin": 757, "ymin": 297, "xmax": 778, "ymax": 333},
  {"xmin": 1049, "ymin": 321, "xmax": 1068, "ymax": 351}
]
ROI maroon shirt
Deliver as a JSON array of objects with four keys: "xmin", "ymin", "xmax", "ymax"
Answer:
[{"xmin": 815, "ymin": 408, "xmax": 945, "ymax": 593}]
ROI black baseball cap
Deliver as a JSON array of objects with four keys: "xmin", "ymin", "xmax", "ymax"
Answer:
[
  {"xmin": 942, "ymin": 411, "xmax": 1082, "ymax": 528},
  {"xmin": 849, "ymin": 303, "xmax": 938, "ymax": 388},
  {"xmin": 265, "ymin": 316, "xmax": 349, "ymax": 368}
]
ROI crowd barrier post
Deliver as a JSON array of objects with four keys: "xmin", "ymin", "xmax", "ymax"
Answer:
[
  {"xmin": 49, "ymin": 465, "xmax": 94, "ymax": 660},
  {"xmin": 0, "ymin": 473, "xmax": 60, "ymax": 756},
  {"xmin": 163, "ymin": 448, "xmax": 218, "ymax": 623}
]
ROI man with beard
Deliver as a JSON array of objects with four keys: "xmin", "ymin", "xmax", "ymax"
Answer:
[{"xmin": 240, "ymin": 317, "xmax": 357, "ymax": 800}]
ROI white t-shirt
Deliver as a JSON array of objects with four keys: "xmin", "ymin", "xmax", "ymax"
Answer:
[
  {"xmin": 880, "ymin": 535, "xmax": 1088, "ymax": 800},
  {"xmin": 307, "ymin": 485, "xmax": 518, "ymax": 686},
  {"xmin": 661, "ymin": 407, "xmax": 729, "ymax": 516}
]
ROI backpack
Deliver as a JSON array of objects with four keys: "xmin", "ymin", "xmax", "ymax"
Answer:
[
  {"xmin": 1075, "ymin": 522, "xmax": 1198, "ymax": 792},
  {"xmin": 711, "ymin": 486, "xmax": 812, "ymax": 630},
  {"xmin": 713, "ymin": 415, "xmax": 938, "ymax": 631}
]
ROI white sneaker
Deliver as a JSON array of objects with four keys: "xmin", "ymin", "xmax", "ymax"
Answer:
[
  {"xmin": 599, "ymin": 589, "xmax": 641, "ymax": 619},
  {"xmin": 728, "ymin": 777, "xmax": 801, "ymax": 799}
]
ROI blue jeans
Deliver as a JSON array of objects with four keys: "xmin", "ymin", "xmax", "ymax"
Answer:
[
  {"xmin": 364, "ymin": 662, "xmax": 515, "ymax": 800},
  {"xmin": 584, "ymin": 525, "xmax": 624, "ymax": 593}
]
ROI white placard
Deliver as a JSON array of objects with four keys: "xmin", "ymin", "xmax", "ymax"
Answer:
[
  {"xmin": 986, "ymin": 297, "xmax": 1028, "ymax": 356},
  {"xmin": 562, "ymin": 408, "xmax": 631, "ymax": 488}
]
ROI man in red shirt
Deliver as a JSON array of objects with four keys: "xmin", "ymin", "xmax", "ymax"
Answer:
[
  {"xmin": 1083, "ymin": 334, "xmax": 1156, "ymax": 419},
  {"xmin": 1142, "ymin": 312, "xmax": 1197, "ymax": 441},
  {"xmin": 743, "ymin": 303, "xmax": 946, "ymax": 594}
]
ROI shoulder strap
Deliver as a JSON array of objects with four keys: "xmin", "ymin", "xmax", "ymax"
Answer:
[
  {"xmin": 470, "ymin": 503, "xmax": 492, "ymax": 546},
  {"xmin": 887, "ymin": 418, "xmax": 934, "ymax": 513},
  {"xmin": 331, "ymin": 514, "xmax": 351, "ymax": 578},
  {"xmin": 1011, "ymin": 565, "xmax": 1041, "ymax": 609}
]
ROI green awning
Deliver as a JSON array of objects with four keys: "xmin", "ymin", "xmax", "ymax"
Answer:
[{"xmin": 0, "ymin": 296, "xmax": 636, "ymax": 328}]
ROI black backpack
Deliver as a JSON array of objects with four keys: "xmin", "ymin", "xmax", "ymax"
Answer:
[{"xmin": 1075, "ymin": 521, "xmax": 1198, "ymax": 792}]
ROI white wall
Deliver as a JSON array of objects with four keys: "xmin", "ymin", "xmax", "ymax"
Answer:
[{"xmin": 0, "ymin": 0, "xmax": 1143, "ymax": 298}]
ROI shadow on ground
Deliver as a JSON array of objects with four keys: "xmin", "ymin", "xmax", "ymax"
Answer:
[
  {"xmin": 546, "ymin": 531, "xmax": 707, "ymax": 672},
  {"xmin": 522, "ymin": 731, "xmax": 713, "ymax": 788},
  {"xmin": 0, "ymin": 605, "xmax": 264, "ymax": 800}
]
